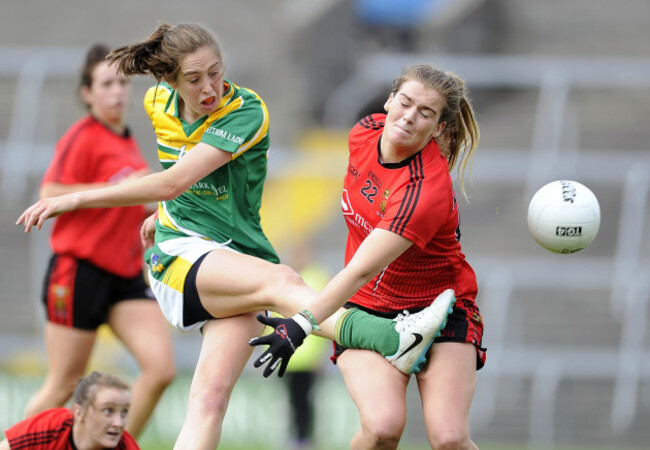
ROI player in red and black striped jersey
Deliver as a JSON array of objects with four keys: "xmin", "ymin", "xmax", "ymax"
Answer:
[
  {"xmin": 326, "ymin": 65, "xmax": 485, "ymax": 449},
  {"xmin": 1, "ymin": 372, "xmax": 139, "ymax": 450}
]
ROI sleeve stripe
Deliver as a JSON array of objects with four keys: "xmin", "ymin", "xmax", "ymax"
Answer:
[{"xmin": 389, "ymin": 153, "xmax": 424, "ymax": 235}]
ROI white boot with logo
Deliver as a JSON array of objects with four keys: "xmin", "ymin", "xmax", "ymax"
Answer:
[{"xmin": 385, "ymin": 289, "xmax": 456, "ymax": 374}]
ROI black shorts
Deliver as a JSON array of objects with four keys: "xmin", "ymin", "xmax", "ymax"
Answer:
[
  {"xmin": 41, "ymin": 254, "xmax": 154, "ymax": 330},
  {"xmin": 332, "ymin": 298, "xmax": 487, "ymax": 370},
  {"xmin": 182, "ymin": 252, "xmax": 215, "ymax": 328}
]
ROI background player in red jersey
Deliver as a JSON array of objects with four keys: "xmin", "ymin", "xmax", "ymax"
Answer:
[
  {"xmin": 24, "ymin": 44, "xmax": 175, "ymax": 438},
  {"xmin": 1, "ymin": 371, "xmax": 139, "ymax": 450}
]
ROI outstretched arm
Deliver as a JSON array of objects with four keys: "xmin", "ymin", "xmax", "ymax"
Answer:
[
  {"xmin": 308, "ymin": 228, "xmax": 413, "ymax": 324},
  {"xmin": 250, "ymin": 228, "xmax": 413, "ymax": 377},
  {"xmin": 17, "ymin": 143, "xmax": 231, "ymax": 232}
]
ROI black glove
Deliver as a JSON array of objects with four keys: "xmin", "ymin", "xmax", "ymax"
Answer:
[{"xmin": 249, "ymin": 314, "xmax": 307, "ymax": 377}]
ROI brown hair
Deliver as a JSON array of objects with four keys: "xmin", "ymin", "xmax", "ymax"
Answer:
[
  {"xmin": 392, "ymin": 65, "xmax": 480, "ymax": 199},
  {"xmin": 79, "ymin": 44, "xmax": 112, "ymax": 110},
  {"xmin": 72, "ymin": 371, "xmax": 130, "ymax": 409},
  {"xmin": 107, "ymin": 22, "xmax": 223, "ymax": 83}
]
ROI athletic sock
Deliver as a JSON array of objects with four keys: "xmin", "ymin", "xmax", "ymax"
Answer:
[{"xmin": 334, "ymin": 308, "xmax": 399, "ymax": 356}]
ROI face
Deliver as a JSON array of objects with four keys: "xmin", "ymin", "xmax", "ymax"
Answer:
[
  {"xmin": 170, "ymin": 45, "xmax": 224, "ymax": 123},
  {"xmin": 81, "ymin": 61, "xmax": 131, "ymax": 127},
  {"xmin": 382, "ymin": 79, "xmax": 447, "ymax": 156},
  {"xmin": 74, "ymin": 387, "xmax": 130, "ymax": 449}
]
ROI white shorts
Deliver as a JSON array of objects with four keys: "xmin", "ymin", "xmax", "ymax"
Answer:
[{"xmin": 147, "ymin": 236, "xmax": 238, "ymax": 331}]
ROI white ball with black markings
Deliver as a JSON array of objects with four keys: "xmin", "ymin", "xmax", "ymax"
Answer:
[{"xmin": 527, "ymin": 180, "xmax": 601, "ymax": 254}]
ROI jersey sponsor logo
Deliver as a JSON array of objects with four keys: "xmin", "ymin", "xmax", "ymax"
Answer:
[
  {"xmin": 345, "ymin": 213, "xmax": 374, "ymax": 235},
  {"xmin": 341, "ymin": 190, "xmax": 354, "ymax": 216},
  {"xmin": 204, "ymin": 127, "xmax": 245, "ymax": 145},
  {"xmin": 348, "ymin": 164, "xmax": 360, "ymax": 181}
]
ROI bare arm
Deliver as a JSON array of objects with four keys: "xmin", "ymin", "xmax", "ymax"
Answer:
[
  {"xmin": 39, "ymin": 168, "xmax": 151, "ymax": 199},
  {"xmin": 18, "ymin": 143, "xmax": 231, "ymax": 232},
  {"xmin": 0, "ymin": 438, "xmax": 10, "ymax": 450},
  {"xmin": 308, "ymin": 228, "xmax": 413, "ymax": 324}
]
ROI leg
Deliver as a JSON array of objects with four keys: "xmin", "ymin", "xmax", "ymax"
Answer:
[
  {"xmin": 286, "ymin": 371, "xmax": 315, "ymax": 444},
  {"xmin": 24, "ymin": 322, "xmax": 95, "ymax": 416},
  {"xmin": 195, "ymin": 249, "xmax": 339, "ymax": 338},
  {"xmin": 107, "ymin": 299, "xmax": 176, "ymax": 437},
  {"xmin": 174, "ymin": 313, "xmax": 264, "ymax": 450},
  {"xmin": 337, "ymin": 349, "xmax": 409, "ymax": 450},
  {"xmin": 416, "ymin": 342, "xmax": 479, "ymax": 450}
]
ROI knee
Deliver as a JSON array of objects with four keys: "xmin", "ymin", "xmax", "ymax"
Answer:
[
  {"xmin": 430, "ymin": 428, "xmax": 471, "ymax": 450},
  {"xmin": 361, "ymin": 417, "xmax": 405, "ymax": 448},
  {"xmin": 266, "ymin": 264, "xmax": 306, "ymax": 300},
  {"xmin": 188, "ymin": 377, "xmax": 232, "ymax": 421},
  {"xmin": 140, "ymin": 358, "xmax": 176, "ymax": 389}
]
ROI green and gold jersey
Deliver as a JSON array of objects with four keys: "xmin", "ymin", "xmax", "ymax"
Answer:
[{"xmin": 144, "ymin": 80, "xmax": 279, "ymax": 263}]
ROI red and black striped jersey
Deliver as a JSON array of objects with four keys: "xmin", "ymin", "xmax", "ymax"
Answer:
[
  {"xmin": 4, "ymin": 407, "xmax": 139, "ymax": 449},
  {"xmin": 342, "ymin": 114, "xmax": 477, "ymax": 312}
]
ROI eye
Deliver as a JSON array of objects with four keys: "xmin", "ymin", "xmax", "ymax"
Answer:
[
  {"xmin": 120, "ymin": 408, "xmax": 129, "ymax": 418},
  {"xmin": 103, "ymin": 408, "xmax": 113, "ymax": 415},
  {"xmin": 420, "ymin": 111, "xmax": 431, "ymax": 119}
]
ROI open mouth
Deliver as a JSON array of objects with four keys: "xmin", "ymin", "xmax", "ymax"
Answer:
[{"xmin": 201, "ymin": 96, "xmax": 216, "ymax": 106}]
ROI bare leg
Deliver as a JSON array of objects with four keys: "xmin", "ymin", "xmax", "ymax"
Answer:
[
  {"xmin": 337, "ymin": 349, "xmax": 409, "ymax": 450},
  {"xmin": 416, "ymin": 342, "xmax": 479, "ymax": 450},
  {"xmin": 108, "ymin": 299, "xmax": 176, "ymax": 437},
  {"xmin": 194, "ymin": 249, "xmax": 338, "ymax": 337},
  {"xmin": 24, "ymin": 323, "xmax": 95, "ymax": 416},
  {"xmin": 174, "ymin": 313, "xmax": 264, "ymax": 450}
]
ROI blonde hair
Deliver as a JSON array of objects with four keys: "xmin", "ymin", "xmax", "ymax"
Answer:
[
  {"xmin": 73, "ymin": 371, "xmax": 130, "ymax": 409},
  {"xmin": 107, "ymin": 22, "xmax": 223, "ymax": 83},
  {"xmin": 392, "ymin": 64, "xmax": 480, "ymax": 199}
]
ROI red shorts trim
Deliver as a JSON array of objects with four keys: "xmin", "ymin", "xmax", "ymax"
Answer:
[{"xmin": 41, "ymin": 254, "xmax": 154, "ymax": 330}]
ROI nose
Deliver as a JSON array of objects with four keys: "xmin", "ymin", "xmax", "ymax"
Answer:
[
  {"xmin": 200, "ymin": 77, "xmax": 212, "ymax": 95},
  {"xmin": 402, "ymin": 106, "xmax": 417, "ymax": 123},
  {"xmin": 111, "ymin": 413, "xmax": 127, "ymax": 428}
]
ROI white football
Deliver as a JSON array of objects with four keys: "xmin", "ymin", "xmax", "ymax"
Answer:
[{"xmin": 527, "ymin": 180, "xmax": 601, "ymax": 254}]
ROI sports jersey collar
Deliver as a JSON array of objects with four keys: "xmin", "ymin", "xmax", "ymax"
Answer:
[
  {"xmin": 377, "ymin": 136, "xmax": 438, "ymax": 169},
  {"xmin": 88, "ymin": 114, "xmax": 131, "ymax": 138}
]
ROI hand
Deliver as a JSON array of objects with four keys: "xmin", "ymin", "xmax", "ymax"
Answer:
[
  {"xmin": 140, "ymin": 211, "xmax": 158, "ymax": 248},
  {"xmin": 16, "ymin": 195, "xmax": 78, "ymax": 232},
  {"xmin": 249, "ymin": 314, "xmax": 307, "ymax": 377}
]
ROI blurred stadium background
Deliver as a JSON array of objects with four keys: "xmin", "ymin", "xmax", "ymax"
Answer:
[{"xmin": 1, "ymin": 0, "xmax": 650, "ymax": 448}]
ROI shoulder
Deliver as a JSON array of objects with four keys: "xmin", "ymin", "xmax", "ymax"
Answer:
[
  {"xmin": 219, "ymin": 81, "xmax": 267, "ymax": 117},
  {"xmin": 58, "ymin": 116, "xmax": 98, "ymax": 144},
  {"xmin": 143, "ymin": 83, "xmax": 173, "ymax": 116},
  {"xmin": 4, "ymin": 408, "xmax": 72, "ymax": 445},
  {"xmin": 349, "ymin": 114, "xmax": 385, "ymax": 150},
  {"xmin": 119, "ymin": 431, "xmax": 140, "ymax": 449}
]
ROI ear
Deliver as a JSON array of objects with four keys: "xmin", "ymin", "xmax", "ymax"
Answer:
[
  {"xmin": 165, "ymin": 75, "xmax": 177, "ymax": 89},
  {"xmin": 80, "ymin": 85, "xmax": 92, "ymax": 106},
  {"xmin": 72, "ymin": 404, "xmax": 83, "ymax": 422},
  {"xmin": 432, "ymin": 121, "xmax": 447, "ymax": 139},
  {"xmin": 383, "ymin": 93, "xmax": 394, "ymax": 112}
]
